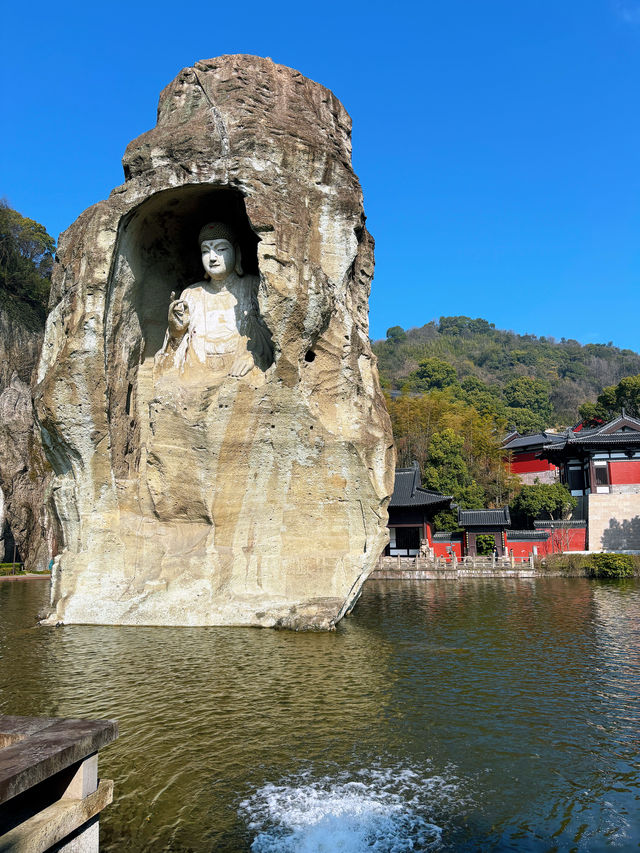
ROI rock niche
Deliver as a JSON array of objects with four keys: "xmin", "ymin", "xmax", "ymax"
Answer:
[{"xmin": 36, "ymin": 55, "xmax": 394, "ymax": 629}]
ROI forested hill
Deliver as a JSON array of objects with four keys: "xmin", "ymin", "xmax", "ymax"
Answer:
[{"xmin": 373, "ymin": 317, "xmax": 640, "ymax": 428}]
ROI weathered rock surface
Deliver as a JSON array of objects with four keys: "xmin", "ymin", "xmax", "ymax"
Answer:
[
  {"xmin": 0, "ymin": 374, "xmax": 52, "ymax": 569},
  {"xmin": 0, "ymin": 303, "xmax": 43, "ymax": 391},
  {"xmin": 36, "ymin": 55, "xmax": 394, "ymax": 628},
  {"xmin": 0, "ymin": 302, "xmax": 51, "ymax": 570}
]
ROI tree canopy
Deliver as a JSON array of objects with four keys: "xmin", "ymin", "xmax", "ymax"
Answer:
[
  {"xmin": 374, "ymin": 316, "xmax": 640, "ymax": 427},
  {"xmin": 510, "ymin": 483, "xmax": 577, "ymax": 528},
  {"xmin": 408, "ymin": 356, "xmax": 458, "ymax": 392},
  {"xmin": 386, "ymin": 388, "xmax": 520, "ymax": 530},
  {"xmin": 0, "ymin": 200, "xmax": 54, "ymax": 322},
  {"xmin": 579, "ymin": 374, "xmax": 640, "ymax": 425}
]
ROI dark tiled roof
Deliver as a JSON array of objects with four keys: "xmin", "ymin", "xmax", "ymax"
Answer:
[
  {"xmin": 457, "ymin": 507, "xmax": 511, "ymax": 527},
  {"xmin": 389, "ymin": 463, "xmax": 453, "ymax": 508},
  {"xmin": 593, "ymin": 412, "xmax": 640, "ymax": 434},
  {"xmin": 432, "ymin": 531, "xmax": 463, "ymax": 541},
  {"xmin": 508, "ymin": 530, "xmax": 550, "ymax": 541},
  {"xmin": 502, "ymin": 431, "xmax": 565, "ymax": 451},
  {"xmin": 543, "ymin": 433, "xmax": 640, "ymax": 452},
  {"xmin": 542, "ymin": 413, "xmax": 640, "ymax": 454},
  {"xmin": 534, "ymin": 519, "xmax": 587, "ymax": 528},
  {"xmin": 569, "ymin": 434, "xmax": 640, "ymax": 445}
]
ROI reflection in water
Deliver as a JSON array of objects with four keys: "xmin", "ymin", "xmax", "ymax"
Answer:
[{"xmin": 1, "ymin": 578, "xmax": 640, "ymax": 850}]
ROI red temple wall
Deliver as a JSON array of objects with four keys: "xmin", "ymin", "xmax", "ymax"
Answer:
[
  {"xmin": 432, "ymin": 541, "xmax": 463, "ymax": 559},
  {"xmin": 609, "ymin": 460, "xmax": 640, "ymax": 485},
  {"xmin": 509, "ymin": 452, "xmax": 557, "ymax": 475}
]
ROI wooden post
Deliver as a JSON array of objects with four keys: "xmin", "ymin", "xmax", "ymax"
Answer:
[{"xmin": 12, "ymin": 540, "xmax": 16, "ymax": 575}]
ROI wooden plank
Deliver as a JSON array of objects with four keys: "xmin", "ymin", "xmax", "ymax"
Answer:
[
  {"xmin": 0, "ymin": 719, "xmax": 53, "ymax": 751},
  {"xmin": 0, "ymin": 719, "xmax": 117, "ymax": 805}
]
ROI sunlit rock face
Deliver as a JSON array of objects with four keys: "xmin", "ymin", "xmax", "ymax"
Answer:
[{"xmin": 36, "ymin": 54, "xmax": 394, "ymax": 629}]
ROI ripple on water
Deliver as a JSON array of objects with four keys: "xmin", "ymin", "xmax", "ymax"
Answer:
[
  {"xmin": 239, "ymin": 763, "xmax": 471, "ymax": 852},
  {"xmin": 4, "ymin": 578, "xmax": 640, "ymax": 850}
]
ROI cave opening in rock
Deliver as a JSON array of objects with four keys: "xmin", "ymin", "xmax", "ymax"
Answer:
[
  {"xmin": 109, "ymin": 185, "xmax": 261, "ymax": 363},
  {"xmin": 105, "ymin": 185, "xmax": 262, "ymax": 478},
  {"xmin": 1, "ymin": 518, "xmax": 22, "ymax": 565}
]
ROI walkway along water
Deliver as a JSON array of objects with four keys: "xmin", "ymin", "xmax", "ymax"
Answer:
[{"xmin": 369, "ymin": 553, "xmax": 541, "ymax": 579}]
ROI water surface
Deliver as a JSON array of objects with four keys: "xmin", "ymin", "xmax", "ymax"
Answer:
[{"xmin": 1, "ymin": 577, "xmax": 639, "ymax": 851}]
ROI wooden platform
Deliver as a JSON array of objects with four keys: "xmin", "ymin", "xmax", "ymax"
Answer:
[{"xmin": 0, "ymin": 716, "xmax": 117, "ymax": 852}]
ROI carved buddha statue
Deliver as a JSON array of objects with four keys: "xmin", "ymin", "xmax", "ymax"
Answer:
[{"xmin": 154, "ymin": 222, "xmax": 272, "ymax": 380}]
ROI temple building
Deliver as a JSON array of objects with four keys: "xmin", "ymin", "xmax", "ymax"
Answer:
[
  {"xmin": 387, "ymin": 466, "xmax": 560, "ymax": 559},
  {"xmin": 386, "ymin": 462, "xmax": 452, "ymax": 556},
  {"xmin": 539, "ymin": 412, "xmax": 640, "ymax": 552},
  {"xmin": 457, "ymin": 507, "xmax": 511, "ymax": 557},
  {"xmin": 387, "ymin": 415, "xmax": 640, "ymax": 558},
  {"xmin": 502, "ymin": 430, "xmax": 563, "ymax": 484}
]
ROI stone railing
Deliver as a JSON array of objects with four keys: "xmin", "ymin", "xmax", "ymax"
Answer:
[
  {"xmin": 369, "ymin": 553, "xmax": 536, "ymax": 579},
  {"xmin": 0, "ymin": 715, "xmax": 118, "ymax": 852}
]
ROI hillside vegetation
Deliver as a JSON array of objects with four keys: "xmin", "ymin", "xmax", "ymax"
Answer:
[
  {"xmin": 0, "ymin": 199, "xmax": 53, "ymax": 330},
  {"xmin": 375, "ymin": 316, "xmax": 640, "ymax": 529},
  {"xmin": 374, "ymin": 317, "xmax": 640, "ymax": 429}
]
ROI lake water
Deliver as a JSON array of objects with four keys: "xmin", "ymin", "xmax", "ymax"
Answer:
[{"xmin": 1, "ymin": 577, "xmax": 640, "ymax": 851}]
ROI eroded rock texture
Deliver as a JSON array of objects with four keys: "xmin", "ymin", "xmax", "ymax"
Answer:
[
  {"xmin": 0, "ymin": 374, "xmax": 52, "ymax": 568},
  {"xmin": 0, "ymin": 303, "xmax": 52, "ymax": 570},
  {"xmin": 36, "ymin": 55, "xmax": 394, "ymax": 628}
]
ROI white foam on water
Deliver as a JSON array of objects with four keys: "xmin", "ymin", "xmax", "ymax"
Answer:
[{"xmin": 239, "ymin": 764, "xmax": 468, "ymax": 852}]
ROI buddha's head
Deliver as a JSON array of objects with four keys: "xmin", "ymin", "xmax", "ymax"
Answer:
[{"xmin": 198, "ymin": 222, "xmax": 243, "ymax": 280}]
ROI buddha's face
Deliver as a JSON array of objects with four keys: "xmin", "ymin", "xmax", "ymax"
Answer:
[{"xmin": 201, "ymin": 238, "xmax": 235, "ymax": 281}]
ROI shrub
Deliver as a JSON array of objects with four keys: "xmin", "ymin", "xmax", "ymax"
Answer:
[
  {"xmin": 537, "ymin": 554, "xmax": 590, "ymax": 575},
  {"xmin": 0, "ymin": 564, "xmax": 25, "ymax": 576},
  {"xmin": 538, "ymin": 553, "xmax": 640, "ymax": 577},
  {"xmin": 588, "ymin": 553, "xmax": 635, "ymax": 578}
]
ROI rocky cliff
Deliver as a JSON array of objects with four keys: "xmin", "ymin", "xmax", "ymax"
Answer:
[
  {"xmin": 36, "ymin": 55, "xmax": 394, "ymax": 628},
  {"xmin": 0, "ymin": 298, "xmax": 51, "ymax": 568}
]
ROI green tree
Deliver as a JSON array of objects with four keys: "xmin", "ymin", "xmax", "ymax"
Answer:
[
  {"xmin": 386, "ymin": 325, "xmax": 406, "ymax": 343},
  {"xmin": 476, "ymin": 534, "xmax": 496, "ymax": 556},
  {"xmin": 408, "ymin": 357, "xmax": 458, "ymax": 392},
  {"xmin": 510, "ymin": 483, "xmax": 577, "ymax": 528},
  {"xmin": 502, "ymin": 406, "xmax": 547, "ymax": 434},
  {"xmin": 579, "ymin": 374, "xmax": 640, "ymax": 424},
  {"xmin": 438, "ymin": 316, "xmax": 495, "ymax": 336},
  {"xmin": 503, "ymin": 376, "xmax": 552, "ymax": 421},
  {"xmin": 457, "ymin": 377, "xmax": 505, "ymax": 419},
  {"xmin": 0, "ymin": 200, "xmax": 54, "ymax": 320},
  {"xmin": 423, "ymin": 428, "xmax": 485, "ymax": 529},
  {"xmin": 577, "ymin": 400, "xmax": 600, "ymax": 426}
]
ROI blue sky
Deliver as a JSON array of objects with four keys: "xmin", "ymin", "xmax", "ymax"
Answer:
[{"xmin": 3, "ymin": 1, "xmax": 640, "ymax": 346}]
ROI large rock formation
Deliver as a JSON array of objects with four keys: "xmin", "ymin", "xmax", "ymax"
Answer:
[
  {"xmin": 0, "ymin": 300, "xmax": 52, "ymax": 570},
  {"xmin": 0, "ymin": 373, "xmax": 52, "ymax": 569},
  {"xmin": 36, "ymin": 55, "xmax": 394, "ymax": 628}
]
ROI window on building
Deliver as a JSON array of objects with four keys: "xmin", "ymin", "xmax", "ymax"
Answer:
[
  {"xmin": 594, "ymin": 461, "xmax": 610, "ymax": 493},
  {"xmin": 567, "ymin": 466, "xmax": 585, "ymax": 494},
  {"xmin": 389, "ymin": 527, "xmax": 421, "ymax": 556}
]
